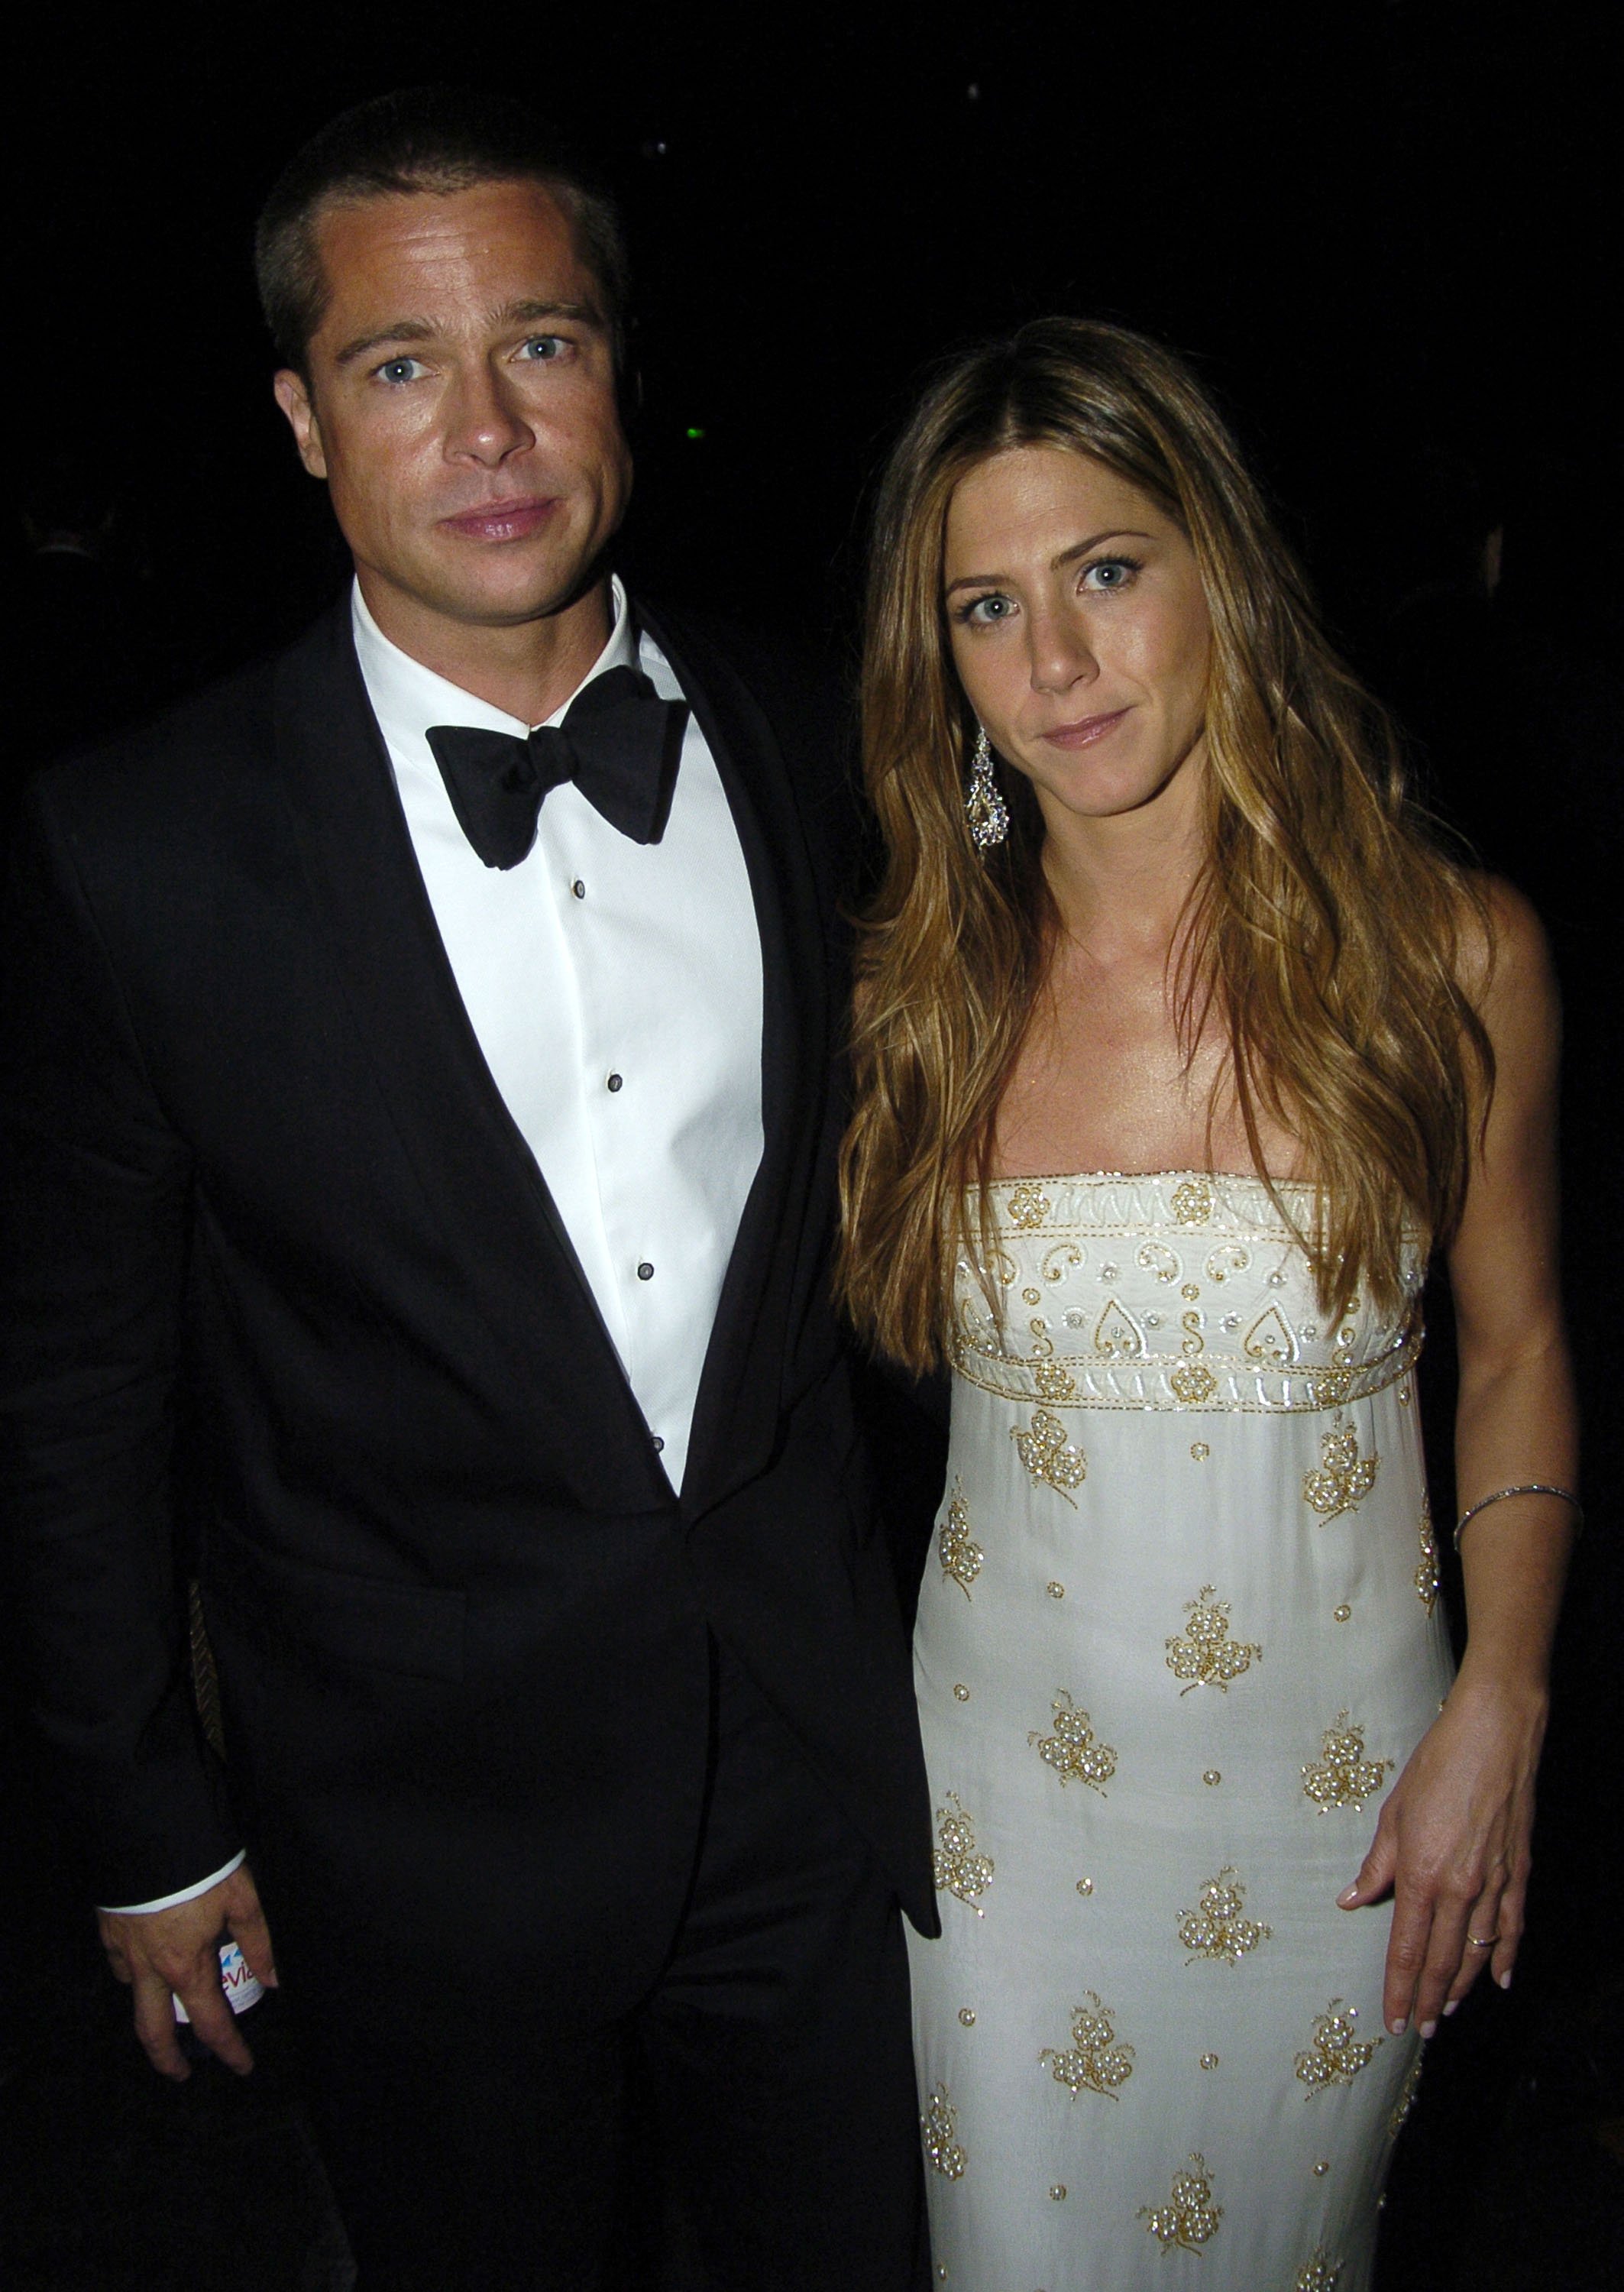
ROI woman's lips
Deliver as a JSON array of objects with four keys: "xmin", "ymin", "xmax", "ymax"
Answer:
[
  {"xmin": 1040, "ymin": 706, "xmax": 1131, "ymax": 750},
  {"xmin": 438, "ymin": 497, "xmax": 558, "ymax": 541}
]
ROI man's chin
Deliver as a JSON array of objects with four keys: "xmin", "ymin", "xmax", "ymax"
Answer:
[{"xmin": 365, "ymin": 561, "xmax": 607, "ymax": 636}]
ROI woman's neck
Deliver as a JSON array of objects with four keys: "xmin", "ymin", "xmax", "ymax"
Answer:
[{"xmin": 1038, "ymin": 778, "xmax": 1206, "ymax": 973}]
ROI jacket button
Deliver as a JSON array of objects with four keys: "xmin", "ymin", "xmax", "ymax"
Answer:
[
  {"xmin": 607, "ymin": 1073, "xmax": 623, "ymax": 1093},
  {"xmin": 637, "ymin": 1261, "xmax": 655, "ymax": 1280}
]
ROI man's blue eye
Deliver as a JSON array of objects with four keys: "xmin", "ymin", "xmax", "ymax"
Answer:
[{"xmin": 380, "ymin": 359, "xmax": 419, "ymax": 384}]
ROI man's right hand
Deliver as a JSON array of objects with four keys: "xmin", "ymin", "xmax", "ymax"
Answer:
[{"xmin": 97, "ymin": 1863, "xmax": 278, "ymax": 2080}]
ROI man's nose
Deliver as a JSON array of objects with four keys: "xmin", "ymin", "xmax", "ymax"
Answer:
[{"xmin": 445, "ymin": 363, "xmax": 535, "ymax": 465}]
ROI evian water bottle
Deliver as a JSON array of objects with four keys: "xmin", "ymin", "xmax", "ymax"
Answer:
[{"xmin": 172, "ymin": 1937, "xmax": 264, "ymax": 2046}]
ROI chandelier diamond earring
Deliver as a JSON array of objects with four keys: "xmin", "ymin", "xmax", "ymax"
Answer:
[{"xmin": 965, "ymin": 724, "xmax": 1009, "ymax": 851}]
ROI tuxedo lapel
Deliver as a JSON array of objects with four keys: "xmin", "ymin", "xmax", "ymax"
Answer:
[
  {"xmin": 271, "ymin": 604, "xmax": 668, "ymax": 1510},
  {"xmin": 640, "ymin": 607, "xmax": 832, "ymax": 1518}
]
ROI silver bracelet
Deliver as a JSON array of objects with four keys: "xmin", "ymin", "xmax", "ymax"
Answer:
[{"xmin": 1453, "ymin": 1481, "xmax": 1584, "ymax": 1554}]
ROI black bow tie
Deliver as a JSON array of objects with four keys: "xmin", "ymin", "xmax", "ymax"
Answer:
[{"xmin": 425, "ymin": 666, "xmax": 690, "ymax": 868}]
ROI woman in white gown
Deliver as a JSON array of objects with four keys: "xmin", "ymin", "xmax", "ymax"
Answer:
[{"xmin": 838, "ymin": 321, "xmax": 1577, "ymax": 2290}]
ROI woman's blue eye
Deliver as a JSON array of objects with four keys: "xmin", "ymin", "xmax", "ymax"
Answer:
[{"xmin": 1085, "ymin": 558, "xmax": 1140, "ymax": 590}]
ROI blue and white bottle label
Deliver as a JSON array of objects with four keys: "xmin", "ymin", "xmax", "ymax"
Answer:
[{"xmin": 171, "ymin": 1938, "xmax": 264, "ymax": 2023}]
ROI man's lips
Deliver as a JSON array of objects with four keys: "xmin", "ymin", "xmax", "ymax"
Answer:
[
  {"xmin": 438, "ymin": 497, "xmax": 558, "ymax": 540},
  {"xmin": 1039, "ymin": 705, "xmax": 1131, "ymax": 750}
]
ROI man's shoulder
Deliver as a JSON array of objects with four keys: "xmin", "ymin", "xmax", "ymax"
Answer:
[
  {"xmin": 637, "ymin": 596, "xmax": 861, "ymax": 856},
  {"xmin": 26, "ymin": 603, "xmax": 347, "ymax": 834}
]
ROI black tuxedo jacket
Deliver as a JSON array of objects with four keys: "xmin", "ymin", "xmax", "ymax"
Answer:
[{"xmin": 0, "ymin": 597, "xmax": 936, "ymax": 2019}]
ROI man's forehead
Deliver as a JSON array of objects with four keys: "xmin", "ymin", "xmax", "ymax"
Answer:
[{"xmin": 312, "ymin": 180, "xmax": 590, "ymax": 306}]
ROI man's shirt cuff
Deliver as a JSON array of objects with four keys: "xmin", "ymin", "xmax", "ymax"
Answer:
[{"xmin": 98, "ymin": 1849, "xmax": 246, "ymax": 1915}]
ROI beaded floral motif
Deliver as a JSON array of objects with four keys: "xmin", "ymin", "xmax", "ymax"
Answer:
[
  {"xmin": 1171, "ymin": 1178, "xmax": 1215, "ymax": 1228},
  {"xmin": 1029, "ymin": 1691, "xmax": 1117, "ymax": 1792},
  {"xmin": 1034, "ymin": 1357, "xmax": 1079, "ymax": 1402},
  {"xmin": 1294, "ymin": 1999, "xmax": 1380, "ymax": 2096},
  {"xmin": 1011, "ymin": 1408, "xmax": 1087, "ymax": 1503},
  {"xmin": 1169, "ymin": 1360, "xmax": 1218, "ymax": 1403},
  {"xmin": 932, "ymin": 1794, "xmax": 994, "ymax": 1913},
  {"xmin": 1140, "ymin": 2153, "xmax": 1222, "ymax": 2252},
  {"xmin": 1303, "ymin": 1421, "xmax": 1379, "ymax": 1520},
  {"xmin": 937, "ymin": 1480, "xmax": 983, "ymax": 1598},
  {"xmin": 1295, "ymin": 2252, "xmax": 1345, "ymax": 2290},
  {"xmin": 1178, "ymin": 1867, "xmax": 1271, "ymax": 1965},
  {"xmin": 1387, "ymin": 2049, "xmax": 1424, "ymax": 2139},
  {"xmin": 1040, "ymin": 1993, "xmax": 1135, "ymax": 2097},
  {"xmin": 1027, "ymin": 1319, "xmax": 1079, "ymax": 1403},
  {"xmin": 1007, "ymin": 1180, "xmax": 1051, "ymax": 1230},
  {"xmin": 1165, "ymin": 1587, "xmax": 1262, "ymax": 1695},
  {"xmin": 1302, "ymin": 1715, "xmax": 1392, "ymax": 1811},
  {"xmin": 920, "ymin": 2084, "xmax": 966, "ymax": 2178},
  {"xmin": 1415, "ymin": 1492, "xmax": 1440, "ymax": 1611}
]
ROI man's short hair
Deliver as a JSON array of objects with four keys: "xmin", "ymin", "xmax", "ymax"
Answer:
[{"xmin": 254, "ymin": 86, "xmax": 630, "ymax": 377}]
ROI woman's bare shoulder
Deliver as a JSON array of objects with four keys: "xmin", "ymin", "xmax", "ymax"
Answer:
[{"xmin": 1454, "ymin": 871, "xmax": 1557, "ymax": 1021}]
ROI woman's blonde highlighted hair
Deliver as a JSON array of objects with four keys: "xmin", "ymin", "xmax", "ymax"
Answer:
[{"xmin": 837, "ymin": 318, "xmax": 1492, "ymax": 1373}]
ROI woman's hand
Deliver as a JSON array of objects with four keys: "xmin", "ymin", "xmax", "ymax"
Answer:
[{"xmin": 1337, "ymin": 1666, "xmax": 1548, "ymax": 2035}]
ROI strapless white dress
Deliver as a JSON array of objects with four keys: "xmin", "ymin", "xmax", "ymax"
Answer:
[{"xmin": 907, "ymin": 1173, "xmax": 1451, "ymax": 2292}]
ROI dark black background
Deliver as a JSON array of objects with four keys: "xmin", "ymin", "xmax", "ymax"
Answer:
[{"xmin": 6, "ymin": 2, "xmax": 1622, "ymax": 2284}]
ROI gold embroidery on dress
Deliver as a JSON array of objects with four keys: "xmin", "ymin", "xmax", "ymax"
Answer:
[
  {"xmin": 1302, "ymin": 1714, "xmax": 1392, "ymax": 1811},
  {"xmin": 1093, "ymin": 1298, "xmax": 1146, "ymax": 1361},
  {"xmin": 1295, "ymin": 2252, "xmax": 1345, "ymax": 2290},
  {"xmin": 932, "ymin": 1795, "xmax": 994, "ymax": 1913},
  {"xmin": 1164, "ymin": 1587, "xmax": 1262, "ymax": 1695},
  {"xmin": 937, "ymin": 1480, "xmax": 983, "ymax": 1598},
  {"xmin": 1007, "ymin": 1180, "xmax": 1051, "ymax": 1229},
  {"xmin": 920, "ymin": 2083, "xmax": 966, "ymax": 2177},
  {"xmin": 1294, "ymin": 1999, "xmax": 1380, "ymax": 2096},
  {"xmin": 1043, "ymin": 1241, "xmax": 1083, "ymax": 1284},
  {"xmin": 1178, "ymin": 1867, "xmax": 1272, "ymax": 1964},
  {"xmin": 1011, "ymin": 1409, "xmax": 1087, "ymax": 1503},
  {"xmin": 1169, "ymin": 1308, "xmax": 1218, "ymax": 1403},
  {"xmin": 1137, "ymin": 1239, "xmax": 1182, "ymax": 1284},
  {"xmin": 1029, "ymin": 1321, "xmax": 1078, "ymax": 1401},
  {"xmin": 1387, "ymin": 2048, "xmax": 1424, "ymax": 2138},
  {"xmin": 1415, "ymin": 1492, "xmax": 1440, "ymax": 1611},
  {"xmin": 1305, "ymin": 1364, "xmax": 1355, "ymax": 1409},
  {"xmin": 1039, "ymin": 1993, "xmax": 1135, "ymax": 2097},
  {"xmin": 1171, "ymin": 1178, "xmax": 1215, "ymax": 1227},
  {"xmin": 1029, "ymin": 1691, "xmax": 1117, "ymax": 1792},
  {"xmin": 1303, "ymin": 1420, "xmax": 1379, "ymax": 1520},
  {"xmin": 1139, "ymin": 2153, "xmax": 1222, "ymax": 2252},
  {"xmin": 1205, "ymin": 1243, "xmax": 1250, "ymax": 1284},
  {"xmin": 1244, "ymin": 1304, "xmax": 1297, "ymax": 1365}
]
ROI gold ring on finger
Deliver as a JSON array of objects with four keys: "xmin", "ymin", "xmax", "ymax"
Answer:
[{"xmin": 1466, "ymin": 1931, "xmax": 1499, "ymax": 1947}]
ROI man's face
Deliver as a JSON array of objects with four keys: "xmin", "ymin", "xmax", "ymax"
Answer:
[{"xmin": 274, "ymin": 180, "xmax": 631, "ymax": 636}]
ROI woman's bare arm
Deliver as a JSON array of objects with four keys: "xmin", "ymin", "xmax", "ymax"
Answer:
[{"xmin": 1338, "ymin": 878, "xmax": 1577, "ymax": 2035}]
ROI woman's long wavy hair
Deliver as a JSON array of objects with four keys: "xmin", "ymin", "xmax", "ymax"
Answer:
[{"xmin": 837, "ymin": 318, "xmax": 1493, "ymax": 1374}]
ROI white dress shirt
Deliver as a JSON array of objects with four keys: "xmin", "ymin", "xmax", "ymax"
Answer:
[
  {"xmin": 108, "ymin": 577, "xmax": 765, "ymax": 1915},
  {"xmin": 354, "ymin": 575, "xmax": 763, "ymax": 1494}
]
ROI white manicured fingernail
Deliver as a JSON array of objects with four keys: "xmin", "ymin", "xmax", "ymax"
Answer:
[
  {"xmin": 1419, "ymin": 2019, "xmax": 1438, "ymax": 2039},
  {"xmin": 1387, "ymin": 2017, "xmax": 1406, "ymax": 2035},
  {"xmin": 1498, "ymin": 1970, "xmax": 1512, "ymax": 1990},
  {"xmin": 1442, "ymin": 1999, "xmax": 1459, "ymax": 2016}
]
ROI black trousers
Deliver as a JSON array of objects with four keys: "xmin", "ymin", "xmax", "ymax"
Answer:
[{"xmin": 288, "ymin": 1643, "xmax": 927, "ymax": 2291}]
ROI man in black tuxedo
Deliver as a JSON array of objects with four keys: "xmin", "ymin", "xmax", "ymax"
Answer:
[{"xmin": 1, "ymin": 89, "xmax": 934, "ymax": 2290}]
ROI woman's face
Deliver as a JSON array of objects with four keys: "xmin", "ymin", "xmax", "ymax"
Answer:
[{"xmin": 943, "ymin": 445, "xmax": 1212, "ymax": 832}]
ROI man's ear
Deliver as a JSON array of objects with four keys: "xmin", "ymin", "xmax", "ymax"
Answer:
[{"xmin": 273, "ymin": 369, "xmax": 328, "ymax": 480}]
